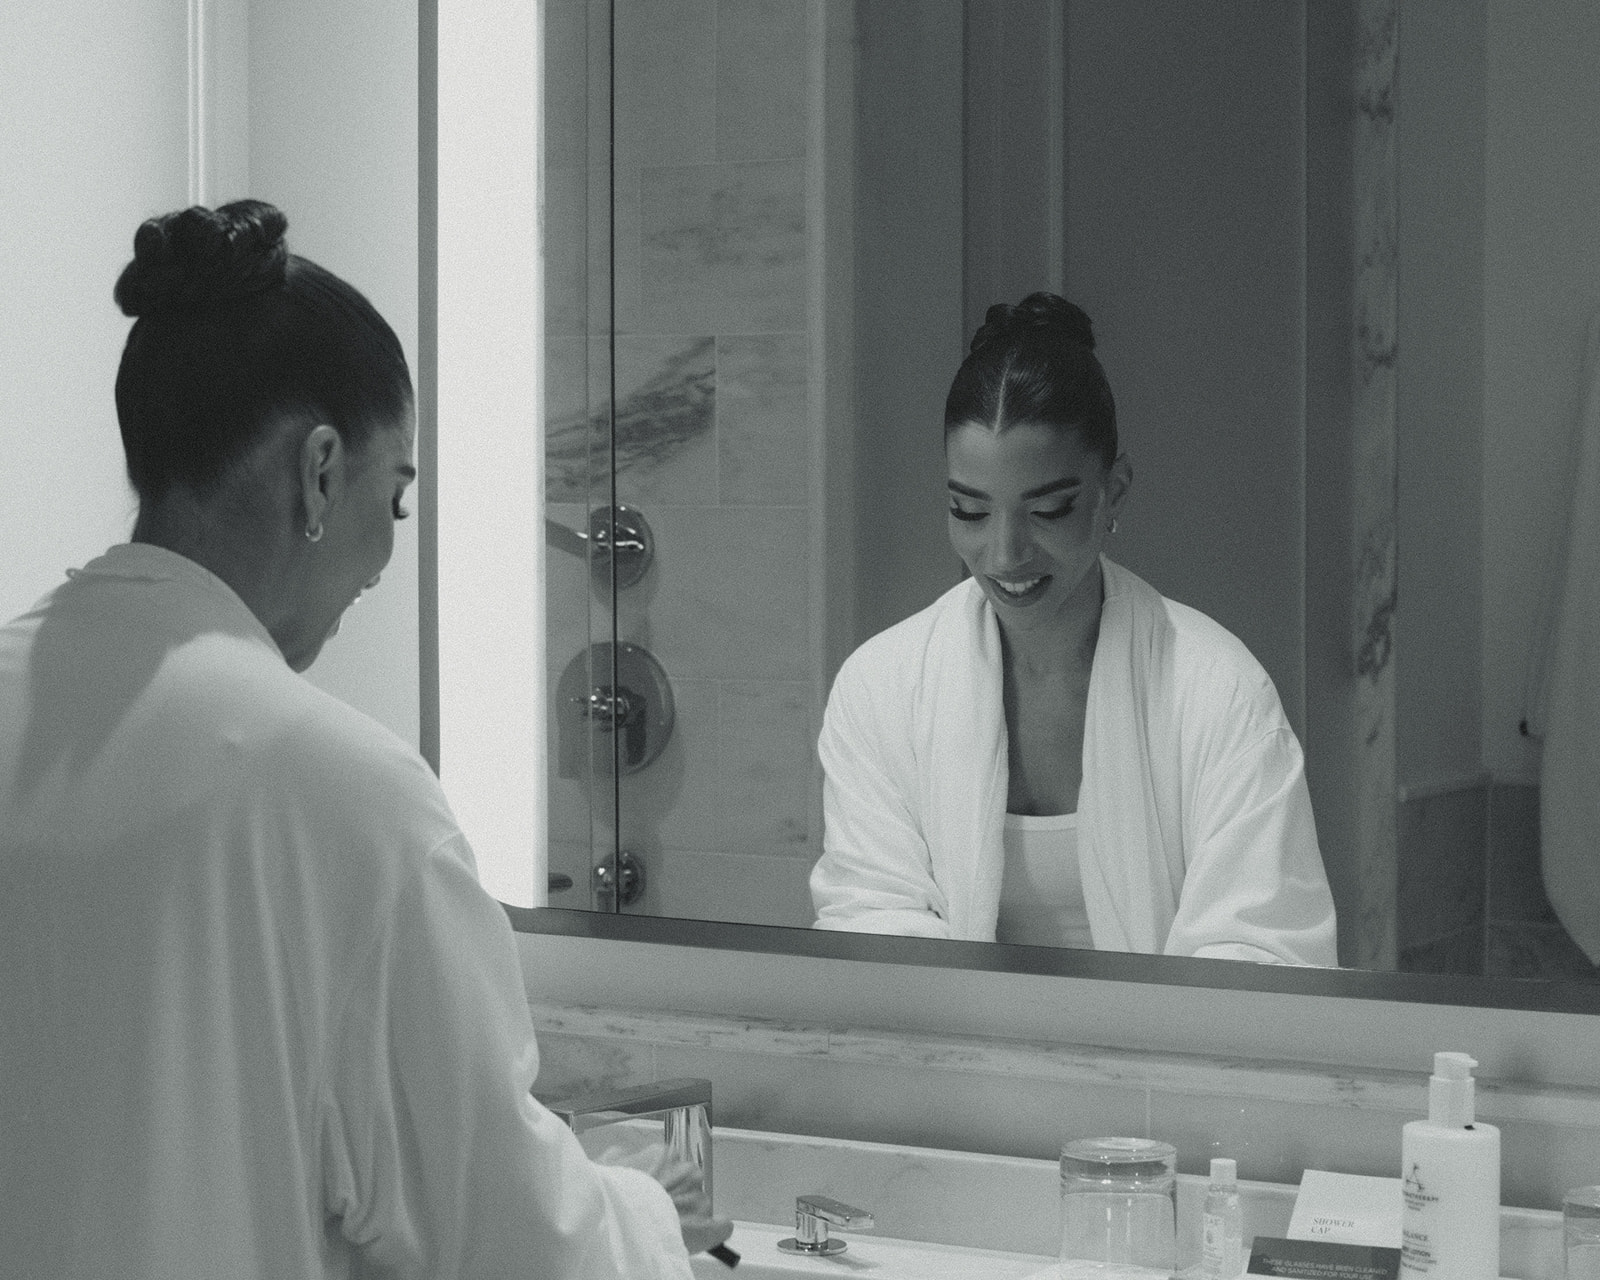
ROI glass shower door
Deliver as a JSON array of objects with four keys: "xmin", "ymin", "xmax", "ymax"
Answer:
[
  {"xmin": 542, "ymin": 0, "xmax": 826, "ymax": 927},
  {"xmin": 543, "ymin": 0, "xmax": 624, "ymax": 910}
]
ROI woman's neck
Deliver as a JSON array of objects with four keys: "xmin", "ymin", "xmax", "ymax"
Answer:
[
  {"xmin": 995, "ymin": 561, "xmax": 1104, "ymax": 678},
  {"xmin": 132, "ymin": 492, "xmax": 297, "ymax": 643}
]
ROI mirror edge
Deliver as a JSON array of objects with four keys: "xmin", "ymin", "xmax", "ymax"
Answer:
[{"xmin": 504, "ymin": 905, "xmax": 1600, "ymax": 1017}]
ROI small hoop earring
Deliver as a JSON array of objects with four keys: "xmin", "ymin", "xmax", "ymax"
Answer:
[
  {"xmin": 305, "ymin": 523, "xmax": 324, "ymax": 543},
  {"xmin": 1108, "ymin": 517, "xmax": 1118, "ymax": 535}
]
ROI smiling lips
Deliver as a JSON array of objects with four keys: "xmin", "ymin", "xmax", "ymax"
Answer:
[{"xmin": 988, "ymin": 574, "xmax": 1051, "ymax": 605}]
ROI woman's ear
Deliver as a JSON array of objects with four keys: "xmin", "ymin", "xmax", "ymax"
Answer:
[
  {"xmin": 298, "ymin": 424, "xmax": 346, "ymax": 538},
  {"xmin": 1107, "ymin": 452, "xmax": 1133, "ymax": 517}
]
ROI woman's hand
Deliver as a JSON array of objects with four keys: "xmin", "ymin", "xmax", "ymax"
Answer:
[
  {"xmin": 602, "ymin": 1142, "xmax": 735, "ymax": 1255},
  {"xmin": 651, "ymin": 1151, "xmax": 735, "ymax": 1255}
]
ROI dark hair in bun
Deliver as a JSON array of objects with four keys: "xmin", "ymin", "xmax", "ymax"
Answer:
[
  {"xmin": 943, "ymin": 291, "xmax": 1117, "ymax": 466},
  {"xmin": 113, "ymin": 200, "xmax": 412, "ymax": 502},
  {"xmin": 113, "ymin": 201, "xmax": 289, "ymax": 317}
]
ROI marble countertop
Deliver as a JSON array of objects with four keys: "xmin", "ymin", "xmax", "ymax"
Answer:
[{"xmin": 705, "ymin": 1126, "xmax": 1564, "ymax": 1280}]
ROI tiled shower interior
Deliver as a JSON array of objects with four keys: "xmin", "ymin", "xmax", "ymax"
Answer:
[
  {"xmin": 543, "ymin": 0, "xmax": 820, "ymax": 925},
  {"xmin": 1399, "ymin": 782, "xmax": 1600, "ymax": 981}
]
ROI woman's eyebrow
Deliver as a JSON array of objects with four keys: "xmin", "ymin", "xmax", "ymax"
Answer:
[
  {"xmin": 1021, "ymin": 476, "xmax": 1082, "ymax": 500},
  {"xmin": 947, "ymin": 476, "xmax": 1082, "ymax": 501}
]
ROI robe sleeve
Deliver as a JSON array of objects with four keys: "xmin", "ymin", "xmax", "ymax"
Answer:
[
  {"xmin": 1163, "ymin": 676, "xmax": 1339, "ymax": 967},
  {"xmin": 811, "ymin": 646, "xmax": 954, "ymax": 938},
  {"xmin": 318, "ymin": 836, "xmax": 693, "ymax": 1280}
]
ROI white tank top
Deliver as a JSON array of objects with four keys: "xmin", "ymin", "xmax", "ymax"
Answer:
[{"xmin": 994, "ymin": 811, "xmax": 1094, "ymax": 948}]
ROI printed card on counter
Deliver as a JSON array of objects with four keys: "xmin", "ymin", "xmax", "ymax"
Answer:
[
  {"xmin": 1246, "ymin": 1235, "xmax": 1401, "ymax": 1280},
  {"xmin": 1287, "ymin": 1171, "xmax": 1404, "ymax": 1248}
]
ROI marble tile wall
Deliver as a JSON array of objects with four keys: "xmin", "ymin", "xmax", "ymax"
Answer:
[
  {"xmin": 542, "ymin": 0, "xmax": 818, "ymax": 925},
  {"xmin": 1350, "ymin": 0, "xmax": 1400, "ymax": 970},
  {"xmin": 527, "ymin": 1000, "xmax": 1600, "ymax": 1217}
]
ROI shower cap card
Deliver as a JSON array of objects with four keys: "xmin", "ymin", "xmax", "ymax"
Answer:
[
  {"xmin": 1288, "ymin": 1170, "xmax": 1403, "ymax": 1247},
  {"xmin": 1246, "ymin": 1236, "xmax": 1400, "ymax": 1280}
]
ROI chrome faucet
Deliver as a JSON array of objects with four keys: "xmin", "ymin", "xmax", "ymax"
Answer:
[
  {"xmin": 545, "ymin": 1077, "xmax": 714, "ymax": 1208},
  {"xmin": 777, "ymin": 1193, "xmax": 875, "ymax": 1256}
]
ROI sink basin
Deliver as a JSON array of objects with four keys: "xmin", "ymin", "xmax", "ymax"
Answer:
[{"xmin": 690, "ymin": 1220, "xmax": 1052, "ymax": 1279}]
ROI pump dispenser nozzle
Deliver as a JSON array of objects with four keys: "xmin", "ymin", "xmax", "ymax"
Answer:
[{"xmin": 1427, "ymin": 1051, "xmax": 1478, "ymax": 1128}]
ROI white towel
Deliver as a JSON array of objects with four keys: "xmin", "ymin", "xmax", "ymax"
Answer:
[{"xmin": 1534, "ymin": 309, "xmax": 1600, "ymax": 964}]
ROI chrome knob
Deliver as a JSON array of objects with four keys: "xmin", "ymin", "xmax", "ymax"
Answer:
[
  {"xmin": 543, "ymin": 504, "xmax": 655, "ymax": 589},
  {"xmin": 572, "ymin": 687, "xmax": 639, "ymax": 728},
  {"xmin": 587, "ymin": 504, "xmax": 654, "ymax": 589},
  {"xmin": 592, "ymin": 850, "xmax": 645, "ymax": 910},
  {"xmin": 555, "ymin": 642, "xmax": 675, "ymax": 776}
]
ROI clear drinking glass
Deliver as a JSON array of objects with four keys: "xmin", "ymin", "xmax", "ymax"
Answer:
[
  {"xmin": 1059, "ymin": 1137, "xmax": 1178, "ymax": 1277},
  {"xmin": 1566, "ymin": 1186, "xmax": 1600, "ymax": 1280}
]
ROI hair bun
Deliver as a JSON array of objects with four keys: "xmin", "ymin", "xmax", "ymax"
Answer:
[
  {"xmin": 969, "ymin": 291, "xmax": 1096, "ymax": 355},
  {"xmin": 114, "ymin": 199, "xmax": 289, "ymax": 318}
]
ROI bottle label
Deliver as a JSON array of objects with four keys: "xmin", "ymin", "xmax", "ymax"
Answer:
[
  {"xmin": 1203, "ymin": 1211, "xmax": 1241, "ymax": 1276},
  {"xmin": 1400, "ymin": 1166, "xmax": 1440, "ymax": 1275}
]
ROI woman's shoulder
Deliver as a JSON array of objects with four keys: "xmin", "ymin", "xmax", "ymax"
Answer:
[
  {"xmin": 284, "ymin": 679, "xmax": 440, "ymax": 797},
  {"xmin": 1103, "ymin": 558, "xmax": 1266, "ymax": 678},
  {"xmin": 194, "ymin": 640, "xmax": 453, "ymax": 830},
  {"xmin": 1150, "ymin": 598, "xmax": 1289, "ymax": 746},
  {"xmin": 1160, "ymin": 597, "xmax": 1267, "ymax": 678}
]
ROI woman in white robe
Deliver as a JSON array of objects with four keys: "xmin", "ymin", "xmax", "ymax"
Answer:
[
  {"xmin": 0, "ymin": 201, "xmax": 728, "ymax": 1280},
  {"xmin": 811, "ymin": 294, "xmax": 1337, "ymax": 965}
]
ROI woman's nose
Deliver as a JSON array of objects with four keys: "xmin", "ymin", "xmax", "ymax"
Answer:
[{"xmin": 990, "ymin": 513, "xmax": 1032, "ymax": 567}]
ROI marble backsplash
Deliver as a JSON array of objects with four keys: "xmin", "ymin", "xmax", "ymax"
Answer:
[{"xmin": 527, "ymin": 998, "xmax": 1600, "ymax": 1221}]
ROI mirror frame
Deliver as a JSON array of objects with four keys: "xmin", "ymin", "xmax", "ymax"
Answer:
[{"xmin": 505, "ymin": 907, "xmax": 1600, "ymax": 1017}]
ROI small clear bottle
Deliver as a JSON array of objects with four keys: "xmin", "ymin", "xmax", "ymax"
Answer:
[{"xmin": 1201, "ymin": 1157, "xmax": 1243, "ymax": 1279}]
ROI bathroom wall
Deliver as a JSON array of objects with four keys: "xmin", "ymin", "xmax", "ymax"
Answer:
[
  {"xmin": 1061, "ymin": 0, "xmax": 1308, "ymax": 734},
  {"xmin": 0, "ymin": 0, "xmax": 421, "ymax": 747},
  {"xmin": 245, "ymin": 0, "xmax": 422, "ymax": 746},
  {"xmin": 1395, "ymin": 0, "xmax": 1484, "ymax": 798},
  {"xmin": 543, "ymin": 0, "xmax": 823, "ymax": 925},
  {"xmin": 1392, "ymin": 0, "xmax": 1486, "ymax": 978},
  {"xmin": 1395, "ymin": 0, "xmax": 1600, "ymax": 977},
  {"xmin": 1481, "ymin": 0, "xmax": 1600, "ymax": 786},
  {"xmin": 0, "ymin": 1, "xmax": 188, "ymax": 626}
]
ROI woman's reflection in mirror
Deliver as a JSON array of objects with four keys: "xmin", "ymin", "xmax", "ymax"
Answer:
[{"xmin": 810, "ymin": 293, "xmax": 1338, "ymax": 965}]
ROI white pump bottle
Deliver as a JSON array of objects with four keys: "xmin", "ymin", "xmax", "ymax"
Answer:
[{"xmin": 1399, "ymin": 1052, "xmax": 1500, "ymax": 1280}]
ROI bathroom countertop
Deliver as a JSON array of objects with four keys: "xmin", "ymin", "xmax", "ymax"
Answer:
[{"xmin": 705, "ymin": 1127, "xmax": 1566, "ymax": 1280}]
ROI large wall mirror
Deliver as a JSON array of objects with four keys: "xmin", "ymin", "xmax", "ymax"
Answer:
[{"xmin": 509, "ymin": 0, "xmax": 1600, "ymax": 1013}]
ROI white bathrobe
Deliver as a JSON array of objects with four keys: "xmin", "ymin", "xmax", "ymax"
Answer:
[
  {"xmin": 812, "ymin": 558, "xmax": 1338, "ymax": 965},
  {"xmin": 0, "ymin": 544, "xmax": 691, "ymax": 1280}
]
